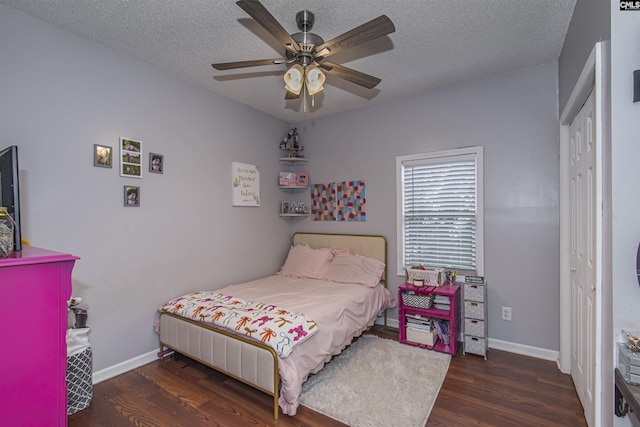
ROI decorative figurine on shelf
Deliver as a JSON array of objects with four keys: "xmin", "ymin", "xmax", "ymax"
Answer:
[{"xmin": 280, "ymin": 127, "xmax": 304, "ymax": 158}]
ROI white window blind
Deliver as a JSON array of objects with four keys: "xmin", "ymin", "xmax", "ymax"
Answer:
[{"xmin": 397, "ymin": 147, "xmax": 483, "ymax": 275}]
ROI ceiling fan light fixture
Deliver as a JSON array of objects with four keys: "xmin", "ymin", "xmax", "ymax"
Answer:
[
  {"xmin": 305, "ymin": 65, "xmax": 325, "ymax": 95},
  {"xmin": 284, "ymin": 64, "xmax": 304, "ymax": 95}
]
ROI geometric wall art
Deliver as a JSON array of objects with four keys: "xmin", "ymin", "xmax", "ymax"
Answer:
[{"xmin": 311, "ymin": 180, "xmax": 366, "ymax": 221}]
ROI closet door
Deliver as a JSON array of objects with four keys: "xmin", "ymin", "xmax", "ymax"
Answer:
[{"xmin": 569, "ymin": 89, "xmax": 597, "ymax": 427}]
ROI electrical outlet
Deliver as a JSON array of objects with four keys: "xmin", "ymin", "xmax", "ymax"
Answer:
[{"xmin": 502, "ymin": 306, "xmax": 512, "ymax": 321}]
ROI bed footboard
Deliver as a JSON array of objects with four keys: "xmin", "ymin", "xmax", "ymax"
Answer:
[{"xmin": 159, "ymin": 313, "xmax": 280, "ymax": 419}]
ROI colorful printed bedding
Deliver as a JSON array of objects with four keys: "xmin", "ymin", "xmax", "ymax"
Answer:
[{"xmin": 158, "ymin": 291, "xmax": 318, "ymax": 358}]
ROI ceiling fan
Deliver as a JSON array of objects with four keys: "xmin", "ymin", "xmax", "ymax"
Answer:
[{"xmin": 212, "ymin": 0, "xmax": 396, "ymax": 100}]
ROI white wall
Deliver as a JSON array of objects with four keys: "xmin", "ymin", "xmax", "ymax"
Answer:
[
  {"xmin": 612, "ymin": 2, "xmax": 640, "ymax": 427},
  {"xmin": 0, "ymin": 5, "xmax": 292, "ymax": 371},
  {"xmin": 292, "ymin": 62, "xmax": 561, "ymax": 351}
]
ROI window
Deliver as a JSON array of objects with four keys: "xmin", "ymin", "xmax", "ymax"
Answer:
[{"xmin": 396, "ymin": 147, "xmax": 483, "ymax": 276}]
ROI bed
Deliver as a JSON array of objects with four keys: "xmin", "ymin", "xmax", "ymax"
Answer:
[{"xmin": 157, "ymin": 232, "xmax": 395, "ymax": 418}]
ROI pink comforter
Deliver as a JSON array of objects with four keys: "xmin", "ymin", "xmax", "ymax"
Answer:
[{"xmin": 221, "ymin": 275, "xmax": 395, "ymax": 416}]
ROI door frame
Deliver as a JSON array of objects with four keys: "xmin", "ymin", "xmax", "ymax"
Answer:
[{"xmin": 559, "ymin": 41, "xmax": 612, "ymax": 426}]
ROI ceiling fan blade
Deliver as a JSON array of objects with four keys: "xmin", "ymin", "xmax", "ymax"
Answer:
[
  {"xmin": 212, "ymin": 58, "xmax": 284, "ymax": 70},
  {"xmin": 236, "ymin": 0, "xmax": 300, "ymax": 52},
  {"xmin": 319, "ymin": 62, "xmax": 381, "ymax": 89},
  {"xmin": 315, "ymin": 15, "xmax": 395, "ymax": 61}
]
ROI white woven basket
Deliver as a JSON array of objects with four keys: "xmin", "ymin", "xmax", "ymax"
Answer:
[{"xmin": 406, "ymin": 267, "xmax": 446, "ymax": 286}]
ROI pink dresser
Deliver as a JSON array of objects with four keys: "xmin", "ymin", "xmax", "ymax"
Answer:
[{"xmin": 0, "ymin": 246, "xmax": 79, "ymax": 426}]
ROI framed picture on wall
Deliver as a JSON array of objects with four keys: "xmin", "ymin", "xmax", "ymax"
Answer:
[
  {"xmin": 93, "ymin": 144, "xmax": 112, "ymax": 168},
  {"xmin": 232, "ymin": 162, "xmax": 260, "ymax": 207},
  {"xmin": 124, "ymin": 186, "xmax": 140, "ymax": 207},
  {"xmin": 149, "ymin": 153, "xmax": 163, "ymax": 174},
  {"xmin": 120, "ymin": 137, "xmax": 142, "ymax": 178}
]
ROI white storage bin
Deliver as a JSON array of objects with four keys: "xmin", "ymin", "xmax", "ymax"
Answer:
[
  {"xmin": 406, "ymin": 327, "xmax": 437, "ymax": 346},
  {"xmin": 464, "ymin": 301, "xmax": 485, "ymax": 320},
  {"xmin": 464, "ymin": 336, "xmax": 486, "ymax": 356},
  {"xmin": 464, "ymin": 284, "xmax": 485, "ymax": 302},
  {"xmin": 464, "ymin": 318, "xmax": 485, "ymax": 337}
]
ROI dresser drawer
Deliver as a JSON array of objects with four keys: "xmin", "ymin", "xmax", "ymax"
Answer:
[
  {"xmin": 464, "ymin": 335, "xmax": 487, "ymax": 356},
  {"xmin": 464, "ymin": 301, "xmax": 485, "ymax": 320},
  {"xmin": 464, "ymin": 318, "xmax": 485, "ymax": 337},
  {"xmin": 464, "ymin": 283, "xmax": 485, "ymax": 302}
]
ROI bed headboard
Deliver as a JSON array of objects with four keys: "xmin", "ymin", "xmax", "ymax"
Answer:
[{"xmin": 292, "ymin": 232, "xmax": 387, "ymax": 283}]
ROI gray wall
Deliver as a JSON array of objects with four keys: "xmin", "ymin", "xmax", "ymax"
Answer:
[
  {"xmin": 292, "ymin": 62, "xmax": 561, "ymax": 351},
  {"xmin": 0, "ymin": 4, "xmax": 292, "ymax": 371},
  {"xmin": 558, "ymin": 0, "xmax": 610, "ymax": 113}
]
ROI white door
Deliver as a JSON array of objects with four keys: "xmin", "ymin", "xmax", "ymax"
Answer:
[{"xmin": 569, "ymin": 89, "xmax": 597, "ymax": 426}]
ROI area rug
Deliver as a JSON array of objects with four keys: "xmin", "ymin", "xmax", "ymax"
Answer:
[{"xmin": 299, "ymin": 334, "xmax": 451, "ymax": 427}]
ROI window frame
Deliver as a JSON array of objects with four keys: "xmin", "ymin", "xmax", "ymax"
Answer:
[{"xmin": 396, "ymin": 146, "xmax": 484, "ymax": 277}]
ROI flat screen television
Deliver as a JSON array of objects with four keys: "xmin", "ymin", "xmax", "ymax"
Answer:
[{"xmin": 0, "ymin": 145, "xmax": 22, "ymax": 251}]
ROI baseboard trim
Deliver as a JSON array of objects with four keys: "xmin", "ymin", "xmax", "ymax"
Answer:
[
  {"xmin": 488, "ymin": 338, "xmax": 559, "ymax": 362},
  {"xmin": 92, "ymin": 349, "xmax": 158, "ymax": 385}
]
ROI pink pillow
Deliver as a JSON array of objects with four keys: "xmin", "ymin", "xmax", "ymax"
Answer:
[
  {"xmin": 279, "ymin": 245, "xmax": 334, "ymax": 279},
  {"xmin": 320, "ymin": 253, "xmax": 385, "ymax": 288}
]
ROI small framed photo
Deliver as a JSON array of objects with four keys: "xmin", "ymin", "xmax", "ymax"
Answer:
[
  {"xmin": 296, "ymin": 172, "xmax": 309, "ymax": 187},
  {"xmin": 94, "ymin": 144, "xmax": 112, "ymax": 168},
  {"xmin": 280, "ymin": 201, "xmax": 290, "ymax": 214},
  {"xmin": 279, "ymin": 171, "xmax": 297, "ymax": 186},
  {"xmin": 120, "ymin": 137, "xmax": 142, "ymax": 178},
  {"xmin": 149, "ymin": 153, "xmax": 164, "ymax": 174},
  {"xmin": 124, "ymin": 186, "xmax": 140, "ymax": 207}
]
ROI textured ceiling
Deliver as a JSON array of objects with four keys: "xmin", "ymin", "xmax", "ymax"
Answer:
[{"xmin": 1, "ymin": 0, "xmax": 576, "ymax": 123}]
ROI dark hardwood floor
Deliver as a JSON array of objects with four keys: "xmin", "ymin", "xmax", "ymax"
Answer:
[{"xmin": 69, "ymin": 326, "xmax": 587, "ymax": 427}]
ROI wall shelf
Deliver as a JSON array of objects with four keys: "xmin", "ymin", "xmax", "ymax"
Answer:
[
  {"xmin": 279, "ymin": 157, "xmax": 308, "ymax": 164},
  {"xmin": 278, "ymin": 186, "xmax": 308, "ymax": 191},
  {"xmin": 279, "ymin": 156, "xmax": 308, "ymax": 219}
]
